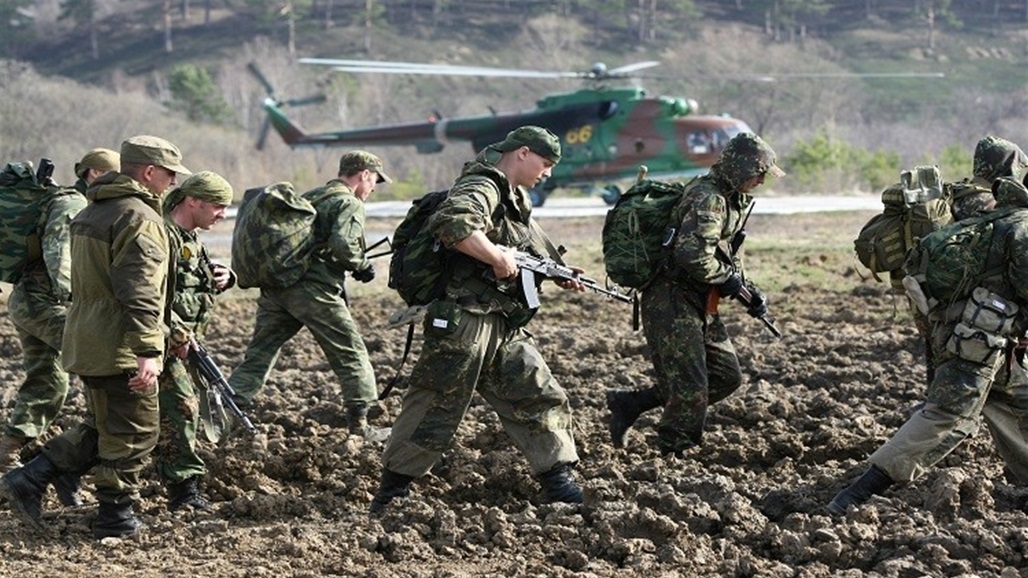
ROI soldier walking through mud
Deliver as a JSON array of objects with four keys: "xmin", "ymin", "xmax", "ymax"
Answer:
[
  {"xmin": 0, "ymin": 148, "xmax": 118, "ymax": 509},
  {"xmin": 370, "ymin": 126, "xmax": 588, "ymax": 513},
  {"xmin": 227, "ymin": 151, "xmax": 387, "ymax": 435},
  {"xmin": 1, "ymin": 135, "xmax": 188, "ymax": 539},
  {"xmin": 157, "ymin": 171, "xmax": 236, "ymax": 512},
  {"xmin": 606, "ymin": 133, "xmax": 784, "ymax": 456},
  {"xmin": 829, "ymin": 142, "xmax": 1028, "ymax": 516}
]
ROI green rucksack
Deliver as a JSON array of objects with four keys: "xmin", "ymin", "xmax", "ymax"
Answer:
[
  {"xmin": 0, "ymin": 160, "xmax": 56, "ymax": 284},
  {"xmin": 854, "ymin": 166, "xmax": 952, "ymax": 281},
  {"xmin": 231, "ymin": 182, "xmax": 317, "ymax": 289},
  {"xmin": 601, "ymin": 178, "xmax": 688, "ymax": 288}
]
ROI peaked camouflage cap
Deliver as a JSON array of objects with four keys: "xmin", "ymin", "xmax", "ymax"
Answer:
[
  {"xmin": 120, "ymin": 135, "xmax": 191, "ymax": 175},
  {"xmin": 74, "ymin": 148, "xmax": 120, "ymax": 178},
  {"xmin": 718, "ymin": 133, "xmax": 786, "ymax": 181},
  {"xmin": 339, "ymin": 150, "xmax": 392, "ymax": 183},
  {"xmin": 973, "ymin": 135, "xmax": 1028, "ymax": 182},
  {"xmin": 493, "ymin": 126, "xmax": 562, "ymax": 163}
]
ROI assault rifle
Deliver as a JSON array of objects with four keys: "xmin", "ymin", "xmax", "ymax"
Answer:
[
  {"xmin": 186, "ymin": 340, "xmax": 256, "ymax": 437},
  {"xmin": 509, "ymin": 250, "xmax": 633, "ymax": 308},
  {"xmin": 35, "ymin": 158, "xmax": 54, "ymax": 185}
]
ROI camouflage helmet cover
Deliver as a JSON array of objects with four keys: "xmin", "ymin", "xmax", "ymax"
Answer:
[
  {"xmin": 973, "ymin": 136, "xmax": 1028, "ymax": 182},
  {"xmin": 714, "ymin": 133, "xmax": 785, "ymax": 188}
]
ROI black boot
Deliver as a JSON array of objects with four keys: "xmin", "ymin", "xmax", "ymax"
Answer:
[
  {"xmin": 93, "ymin": 501, "xmax": 144, "ymax": 539},
  {"xmin": 827, "ymin": 465, "xmax": 895, "ymax": 516},
  {"xmin": 606, "ymin": 387, "xmax": 662, "ymax": 448},
  {"xmin": 167, "ymin": 476, "xmax": 211, "ymax": 512},
  {"xmin": 539, "ymin": 463, "xmax": 584, "ymax": 504},
  {"xmin": 0, "ymin": 454, "xmax": 62, "ymax": 531},
  {"xmin": 346, "ymin": 404, "xmax": 369, "ymax": 436},
  {"xmin": 369, "ymin": 469, "xmax": 414, "ymax": 514},
  {"xmin": 53, "ymin": 473, "xmax": 83, "ymax": 507}
]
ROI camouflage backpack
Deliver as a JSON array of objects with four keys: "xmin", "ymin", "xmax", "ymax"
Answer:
[
  {"xmin": 601, "ymin": 178, "xmax": 688, "ymax": 289},
  {"xmin": 231, "ymin": 182, "xmax": 318, "ymax": 289},
  {"xmin": 854, "ymin": 166, "xmax": 952, "ymax": 281},
  {"xmin": 0, "ymin": 160, "xmax": 57, "ymax": 284}
]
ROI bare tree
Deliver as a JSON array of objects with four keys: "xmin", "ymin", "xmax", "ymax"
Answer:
[{"xmin": 164, "ymin": 0, "xmax": 173, "ymax": 53}]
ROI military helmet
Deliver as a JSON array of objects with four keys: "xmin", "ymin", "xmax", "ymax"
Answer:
[{"xmin": 715, "ymin": 133, "xmax": 785, "ymax": 187}]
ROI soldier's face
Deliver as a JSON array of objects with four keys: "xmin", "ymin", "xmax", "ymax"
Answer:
[
  {"xmin": 739, "ymin": 171, "xmax": 766, "ymax": 193},
  {"xmin": 192, "ymin": 199, "xmax": 227, "ymax": 230},
  {"xmin": 147, "ymin": 165, "xmax": 178, "ymax": 195},
  {"xmin": 515, "ymin": 149, "xmax": 555, "ymax": 189},
  {"xmin": 354, "ymin": 170, "xmax": 376, "ymax": 201}
]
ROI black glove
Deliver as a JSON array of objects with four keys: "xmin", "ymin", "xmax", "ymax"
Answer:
[
  {"xmin": 719, "ymin": 273, "xmax": 744, "ymax": 298},
  {"xmin": 746, "ymin": 285, "xmax": 769, "ymax": 319},
  {"xmin": 352, "ymin": 265, "xmax": 375, "ymax": 283}
]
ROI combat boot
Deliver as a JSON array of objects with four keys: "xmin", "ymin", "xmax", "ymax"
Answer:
[
  {"xmin": 167, "ymin": 476, "xmax": 211, "ymax": 512},
  {"xmin": 0, "ymin": 453, "xmax": 62, "ymax": 531},
  {"xmin": 606, "ymin": 387, "xmax": 662, "ymax": 448},
  {"xmin": 827, "ymin": 465, "xmax": 895, "ymax": 516},
  {"xmin": 53, "ymin": 473, "xmax": 84, "ymax": 507},
  {"xmin": 345, "ymin": 404, "xmax": 369, "ymax": 436},
  {"xmin": 369, "ymin": 469, "xmax": 414, "ymax": 514},
  {"xmin": 93, "ymin": 500, "xmax": 144, "ymax": 539},
  {"xmin": 538, "ymin": 463, "xmax": 584, "ymax": 504},
  {"xmin": 0, "ymin": 433, "xmax": 27, "ymax": 472}
]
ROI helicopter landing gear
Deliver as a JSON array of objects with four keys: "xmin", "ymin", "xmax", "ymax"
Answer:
[{"xmin": 601, "ymin": 185, "xmax": 622, "ymax": 205}]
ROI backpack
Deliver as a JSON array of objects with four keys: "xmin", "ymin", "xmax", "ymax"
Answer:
[
  {"xmin": 854, "ymin": 166, "xmax": 952, "ymax": 280},
  {"xmin": 904, "ymin": 207, "xmax": 1018, "ymax": 307},
  {"xmin": 231, "ymin": 182, "xmax": 318, "ymax": 289},
  {"xmin": 601, "ymin": 178, "xmax": 688, "ymax": 288},
  {"xmin": 0, "ymin": 160, "xmax": 55, "ymax": 284}
]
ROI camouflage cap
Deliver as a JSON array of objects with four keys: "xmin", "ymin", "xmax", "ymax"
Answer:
[
  {"xmin": 973, "ymin": 136, "xmax": 1028, "ymax": 181},
  {"xmin": 493, "ymin": 126, "xmax": 562, "ymax": 163},
  {"xmin": 74, "ymin": 148, "xmax": 120, "ymax": 179},
  {"xmin": 180, "ymin": 171, "xmax": 234, "ymax": 204},
  {"xmin": 719, "ymin": 133, "xmax": 786, "ymax": 180},
  {"xmin": 120, "ymin": 135, "xmax": 191, "ymax": 175},
  {"xmin": 339, "ymin": 150, "xmax": 392, "ymax": 183}
]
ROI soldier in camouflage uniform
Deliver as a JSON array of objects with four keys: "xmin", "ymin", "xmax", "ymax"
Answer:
[
  {"xmin": 606, "ymin": 133, "xmax": 784, "ymax": 456},
  {"xmin": 158, "ymin": 171, "xmax": 235, "ymax": 512},
  {"xmin": 0, "ymin": 149, "xmax": 118, "ymax": 508},
  {"xmin": 370, "ymin": 126, "xmax": 587, "ymax": 514},
  {"xmin": 72, "ymin": 148, "xmax": 120, "ymax": 194},
  {"xmin": 228, "ymin": 151, "xmax": 385, "ymax": 434},
  {"xmin": 2, "ymin": 136, "xmax": 188, "ymax": 539},
  {"xmin": 829, "ymin": 170, "xmax": 1028, "ymax": 516}
]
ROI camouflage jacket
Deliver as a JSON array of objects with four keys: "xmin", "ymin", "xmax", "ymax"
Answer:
[
  {"xmin": 165, "ymin": 217, "xmax": 223, "ymax": 344},
  {"xmin": 429, "ymin": 150, "xmax": 553, "ymax": 316},
  {"xmin": 975, "ymin": 178, "xmax": 1028, "ymax": 330},
  {"xmin": 62, "ymin": 172, "xmax": 169, "ymax": 376},
  {"xmin": 16, "ymin": 188, "xmax": 87, "ymax": 303},
  {"xmin": 663, "ymin": 167, "xmax": 752, "ymax": 296},
  {"xmin": 302, "ymin": 180, "xmax": 369, "ymax": 288}
]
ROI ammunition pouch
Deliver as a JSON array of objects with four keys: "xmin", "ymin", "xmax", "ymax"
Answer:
[{"xmin": 945, "ymin": 287, "xmax": 1019, "ymax": 365}]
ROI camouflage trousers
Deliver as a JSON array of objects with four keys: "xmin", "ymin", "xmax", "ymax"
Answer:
[
  {"xmin": 641, "ymin": 277, "xmax": 743, "ymax": 453},
  {"xmin": 228, "ymin": 280, "xmax": 376, "ymax": 406},
  {"xmin": 382, "ymin": 301, "xmax": 579, "ymax": 478},
  {"xmin": 4, "ymin": 281, "xmax": 70, "ymax": 440},
  {"xmin": 155, "ymin": 356, "xmax": 205, "ymax": 484},
  {"xmin": 870, "ymin": 332, "xmax": 1028, "ymax": 484},
  {"xmin": 43, "ymin": 374, "xmax": 159, "ymax": 505}
]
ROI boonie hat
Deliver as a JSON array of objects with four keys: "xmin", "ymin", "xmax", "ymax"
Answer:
[
  {"xmin": 120, "ymin": 135, "xmax": 191, "ymax": 175},
  {"xmin": 339, "ymin": 150, "xmax": 393, "ymax": 184},
  {"xmin": 74, "ymin": 148, "xmax": 120, "ymax": 179},
  {"xmin": 493, "ymin": 126, "xmax": 562, "ymax": 163}
]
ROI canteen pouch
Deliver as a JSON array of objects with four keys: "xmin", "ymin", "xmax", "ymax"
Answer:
[
  {"xmin": 424, "ymin": 299, "xmax": 463, "ymax": 339},
  {"xmin": 960, "ymin": 286, "xmax": 1019, "ymax": 335},
  {"xmin": 946, "ymin": 322, "xmax": 1008, "ymax": 365}
]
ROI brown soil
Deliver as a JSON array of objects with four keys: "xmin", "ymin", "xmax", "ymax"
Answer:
[{"xmin": 2, "ymin": 212, "xmax": 1028, "ymax": 577}]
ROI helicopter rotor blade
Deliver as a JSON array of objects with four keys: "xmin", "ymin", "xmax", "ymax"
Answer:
[
  {"xmin": 247, "ymin": 62, "xmax": 276, "ymax": 97},
  {"xmin": 605, "ymin": 61, "xmax": 662, "ymax": 76},
  {"xmin": 301, "ymin": 58, "xmax": 607, "ymax": 80},
  {"xmin": 255, "ymin": 116, "xmax": 271, "ymax": 151},
  {"xmin": 284, "ymin": 94, "xmax": 328, "ymax": 107}
]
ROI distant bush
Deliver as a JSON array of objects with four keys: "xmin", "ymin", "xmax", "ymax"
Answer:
[{"xmin": 782, "ymin": 128, "xmax": 902, "ymax": 193}]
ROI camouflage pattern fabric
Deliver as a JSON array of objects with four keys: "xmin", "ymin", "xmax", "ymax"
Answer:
[
  {"xmin": 231, "ymin": 182, "xmax": 317, "ymax": 290},
  {"xmin": 3, "ymin": 189, "xmax": 86, "ymax": 440},
  {"xmin": 948, "ymin": 178, "xmax": 995, "ymax": 221},
  {"xmin": 973, "ymin": 136, "xmax": 1028, "ymax": 183},
  {"xmin": 0, "ymin": 162, "xmax": 51, "ymax": 284}
]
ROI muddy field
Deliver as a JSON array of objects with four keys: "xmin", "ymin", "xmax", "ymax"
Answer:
[{"xmin": 2, "ymin": 210, "xmax": 1028, "ymax": 577}]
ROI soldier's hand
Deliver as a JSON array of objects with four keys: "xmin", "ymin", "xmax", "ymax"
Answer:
[
  {"xmin": 212, "ymin": 263, "xmax": 236, "ymax": 291},
  {"xmin": 719, "ymin": 273, "xmax": 744, "ymax": 298},
  {"xmin": 352, "ymin": 265, "xmax": 376, "ymax": 283},
  {"xmin": 128, "ymin": 356, "xmax": 160, "ymax": 392},
  {"xmin": 746, "ymin": 286, "xmax": 769, "ymax": 319}
]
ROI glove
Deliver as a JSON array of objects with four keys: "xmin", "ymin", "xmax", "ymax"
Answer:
[
  {"xmin": 718, "ymin": 273, "xmax": 744, "ymax": 298},
  {"xmin": 746, "ymin": 285, "xmax": 769, "ymax": 319},
  {"xmin": 352, "ymin": 265, "xmax": 376, "ymax": 283}
]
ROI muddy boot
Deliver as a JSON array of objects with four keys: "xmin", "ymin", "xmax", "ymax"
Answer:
[
  {"xmin": 167, "ymin": 476, "xmax": 211, "ymax": 512},
  {"xmin": 93, "ymin": 500, "xmax": 144, "ymax": 539},
  {"xmin": 0, "ymin": 434, "xmax": 27, "ymax": 472},
  {"xmin": 538, "ymin": 463, "xmax": 584, "ymax": 504},
  {"xmin": 827, "ymin": 465, "xmax": 895, "ymax": 516},
  {"xmin": 606, "ymin": 388, "xmax": 662, "ymax": 448},
  {"xmin": 0, "ymin": 454, "xmax": 62, "ymax": 531},
  {"xmin": 369, "ymin": 469, "xmax": 414, "ymax": 514},
  {"xmin": 53, "ymin": 473, "xmax": 84, "ymax": 507},
  {"xmin": 345, "ymin": 404, "xmax": 369, "ymax": 436}
]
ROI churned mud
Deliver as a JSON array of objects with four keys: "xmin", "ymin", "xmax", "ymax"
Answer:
[{"xmin": 1, "ymin": 211, "xmax": 1027, "ymax": 577}]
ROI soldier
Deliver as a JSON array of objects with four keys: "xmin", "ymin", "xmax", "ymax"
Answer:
[
  {"xmin": 605, "ymin": 133, "xmax": 784, "ymax": 456},
  {"xmin": 0, "ymin": 148, "xmax": 119, "ymax": 507},
  {"xmin": 1, "ymin": 135, "xmax": 188, "ymax": 538},
  {"xmin": 158, "ymin": 171, "xmax": 235, "ymax": 512},
  {"xmin": 949, "ymin": 136, "xmax": 1028, "ymax": 221},
  {"xmin": 228, "ymin": 151, "xmax": 386, "ymax": 434},
  {"xmin": 370, "ymin": 126, "xmax": 587, "ymax": 514},
  {"xmin": 71, "ymin": 148, "xmax": 120, "ymax": 194},
  {"xmin": 829, "ymin": 147, "xmax": 1028, "ymax": 516}
]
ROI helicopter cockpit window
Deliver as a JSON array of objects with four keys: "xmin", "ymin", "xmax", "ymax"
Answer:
[
  {"xmin": 688, "ymin": 132, "xmax": 711, "ymax": 155},
  {"xmin": 599, "ymin": 101, "xmax": 619, "ymax": 119}
]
